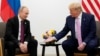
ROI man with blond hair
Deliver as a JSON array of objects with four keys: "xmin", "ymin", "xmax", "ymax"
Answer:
[
  {"xmin": 45, "ymin": 3, "xmax": 98, "ymax": 56},
  {"xmin": 4, "ymin": 6, "xmax": 38, "ymax": 56}
]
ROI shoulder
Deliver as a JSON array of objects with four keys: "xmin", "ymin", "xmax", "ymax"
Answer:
[
  {"xmin": 82, "ymin": 12, "xmax": 94, "ymax": 18},
  {"xmin": 66, "ymin": 15, "xmax": 73, "ymax": 19},
  {"xmin": 7, "ymin": 16, "xmax": 18, "ymax": 23},
  {"xmin": 66, "ymin": 15, "xmax": 75, "ymax": 22},
  {"xmin": 82, "ymin": 12, "xmax": 95, "ymax": 22}
]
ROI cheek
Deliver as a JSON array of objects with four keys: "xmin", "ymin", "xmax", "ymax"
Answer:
[
  {"xmin": 24, "ymin": 14, "xmax": 28, "ymax": 18},
  {"xmin": 71, "ymin": 13, "xmax": 75, "ymax": 16},
  {"xmin": 23, "ymin": 14, "xmax": 26, "ymax": 17}
]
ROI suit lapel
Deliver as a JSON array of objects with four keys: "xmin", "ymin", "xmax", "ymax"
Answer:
[
  {"xmin": 72, "ymin": 17, "xmax": 75, "ymax": 31},
  {"xmin": 81, "ymin": 12, "xmax": 86, "ymax": 36},
  {"xmin": 23, "ymin": 20, "xmax": 27, "ymax": 32},
  {"xmin": 71, "ymin": 17, "xmax": 75, "ymax": 37},
  {"xmin": 72, "ymin": 18, "xmax": 75, "ymax": 36},
  {"xmin": 14, "ymin": 16, "xmax": 19, "ymax": 37},
  {"xmin": 81, "ymin": 13, "xmax": 86, "ymax": 27}
]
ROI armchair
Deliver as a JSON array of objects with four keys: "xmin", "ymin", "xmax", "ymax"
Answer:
[
  {"xmin": 67, "ymin": 21, "xmax": 100, "ymax": 56},
  {"xmin": 0, "ymin": 22, "xmax": 30, "ymax": 56}
]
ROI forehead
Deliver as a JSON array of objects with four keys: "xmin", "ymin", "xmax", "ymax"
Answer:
[
  {"xmin": 69, "ymin": 8, "xmax": 77, "ymax": 11},
  {"xmin": 22, "ymin": 8, "xmax": 29, "ymax": 12}
]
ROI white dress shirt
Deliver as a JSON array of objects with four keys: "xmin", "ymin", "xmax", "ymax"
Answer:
[
  {"xmin": 18, "ymin": 16, "xmax": 28, "ymax": 44},
  {"xmin": 75, "ymin": 12, "xmax": 82, "ymax": 39},
  {"xmin": 18, "ymin": 15, "xmax": 22, "ymax": 41}
]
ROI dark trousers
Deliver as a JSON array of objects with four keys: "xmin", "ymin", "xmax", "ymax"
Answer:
[
  {"xmin": 5, "ymin": 39, "xmax": 38, "ymax": 56},
  {"xmin": 62, "ymin": 38, "xmax": 98, "ymax": 56}
]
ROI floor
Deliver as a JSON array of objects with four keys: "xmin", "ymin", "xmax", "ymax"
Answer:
[
  {"xmin": 16, "ymin": 53, "xmax": 87, "ymax": 56},
  {"xmin": 16, "ymin": 53, "xmax": 100, "ymax": 56}
]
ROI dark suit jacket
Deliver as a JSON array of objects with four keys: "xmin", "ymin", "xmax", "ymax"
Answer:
[
  {"xmin": 4, "ymin": 16, "xmax": 32, "ymax": 44},
  {"xmin": 55, "ymin": 12, "xmax": 97, "ymax": 44}
]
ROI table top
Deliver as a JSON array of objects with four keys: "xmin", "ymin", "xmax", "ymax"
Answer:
[{"xmin": 40, "ymin": 42, "xmax": 62, "ymax": 46}]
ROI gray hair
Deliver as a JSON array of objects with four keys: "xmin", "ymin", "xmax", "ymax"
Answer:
[{"xmin": 18, "ymin": 6, "xmax": 28, "ymax": 13}]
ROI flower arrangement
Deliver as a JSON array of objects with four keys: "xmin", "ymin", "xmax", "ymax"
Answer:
[{"xmin": 42, "ymin": 29, "xmax": 56, "ymax": 39}]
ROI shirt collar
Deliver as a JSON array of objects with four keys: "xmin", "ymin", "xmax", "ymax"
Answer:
[{"xmin": 18, "ymin": 15, "xmax": 22, "ymax": 22}]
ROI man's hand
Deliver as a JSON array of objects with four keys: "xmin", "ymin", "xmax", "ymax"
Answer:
[
  {"xmin": 77, "ymin": 42, "xmax": 86, "ymax": 51},
  {"xmin": 44, "ymin": 37, "xmax": 56, "ymax": 43},
  {"xmin": 19, "ymin": 43, "xmax": 28, "ymax": 53}
]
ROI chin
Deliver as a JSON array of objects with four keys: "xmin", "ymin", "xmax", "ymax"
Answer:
[
  {"xmin": 72, "ymin": 15, "xmax": 77, "ymax": 18},
  {"xmin": 72, "ymin": 16, "xmax": 75, "ymax": 17}
]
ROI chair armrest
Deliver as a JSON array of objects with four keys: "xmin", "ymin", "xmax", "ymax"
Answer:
[
  {"xmin": 97, "ymin": 37, "xmax": 100, "ymax": 46},
  {"xmin": 67, "ymin": 35, "xmax": 71, "ymax": 39},
  {"xmin": 32, "ymin": 36, "xmax": 35, "ymax": 39}
]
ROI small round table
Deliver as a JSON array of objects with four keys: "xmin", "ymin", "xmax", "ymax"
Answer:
[{"xmin": 40, "ymin": 42, "xmax": 61, "ymax": 56}]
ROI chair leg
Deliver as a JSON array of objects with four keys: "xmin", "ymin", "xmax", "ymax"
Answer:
[
  {"xmin": 0, "ymin": 39, "xmax": 3, "ymax": 56},
  {"xmin": 98, "ymin": 51, "xmax": 100, "ymax": 56}
]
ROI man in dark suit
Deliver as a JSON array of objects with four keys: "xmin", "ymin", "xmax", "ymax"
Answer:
[
  {"xmin": 45, "ymin": 3, "xmax": 98, "ymax": 56},
  {"xmin": 4, "ymin": 6, "xmax": 38, "ymax": 56}
]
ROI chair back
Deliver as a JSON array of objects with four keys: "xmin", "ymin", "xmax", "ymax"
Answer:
[
  {"xmin": 0, "ymin": 22, "xmax": 6, "ymax": 38},
  {"xmin": 96, "ymin": 21, "xmax": 100, "ymax": 38}
]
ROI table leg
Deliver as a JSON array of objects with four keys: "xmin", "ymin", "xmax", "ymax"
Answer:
[
  {"xmin": 42, "ymin": 46, "xmax": 45, "ymax": 56},
  {"xmin": 56, "ymin": 45, "xmax": 59, "ymax": 56}
]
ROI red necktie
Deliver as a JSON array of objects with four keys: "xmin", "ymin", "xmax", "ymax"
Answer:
[
  {"xmin": 20, "ymin": 21, "xmax": 24, "ymax": 43},
  {"xmin": 76, "ymin": 19, "xmax": 82, "ymax": 46}
]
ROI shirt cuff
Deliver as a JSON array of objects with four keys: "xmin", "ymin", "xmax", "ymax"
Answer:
[
  {"xmin": 24, "ymin": 41, "xmax": 28, "ymax": 45},
  {"xmin": 52, "ymin": 37, "xmax": 57, "ymax": 41},
  {"xmin": 83, "ymin": 42, "xmax": 86, "ymax": 46}
]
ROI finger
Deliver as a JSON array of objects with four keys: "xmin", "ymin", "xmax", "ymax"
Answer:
[{"xmin": 21, "ymin": 48, "xmax": 26, "ymax": 53}]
